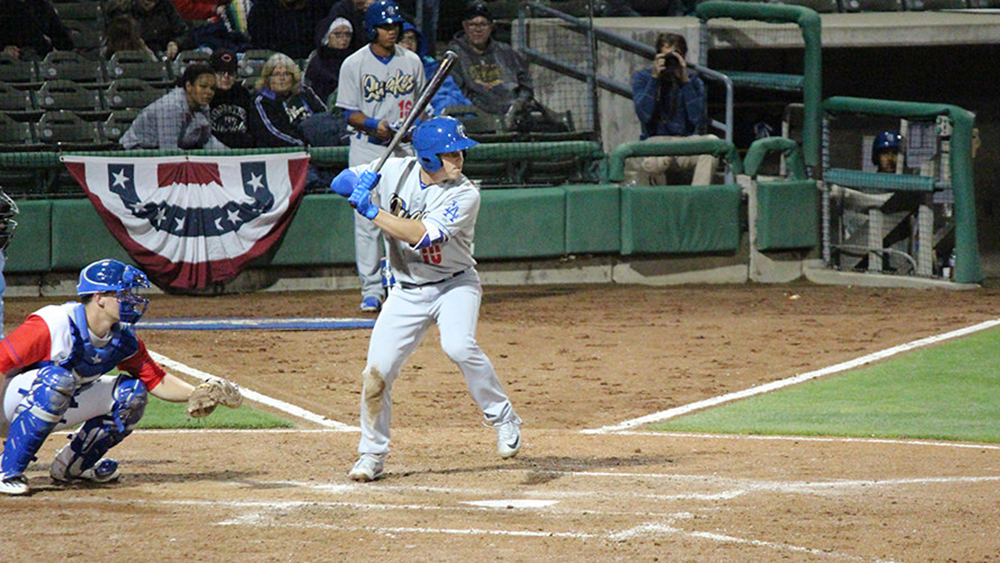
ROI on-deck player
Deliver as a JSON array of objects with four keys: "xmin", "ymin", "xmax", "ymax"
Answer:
[
  {"xmin": 336, "ymin": 0, "xmax": 426, "ymax": 313},
  {"xmin": 0, "ymin": 259, "xmax": 241, "ymax": 495},
  {"xmin": 329, "ymin": 116, "xmax": 522, "ymax": 482}
]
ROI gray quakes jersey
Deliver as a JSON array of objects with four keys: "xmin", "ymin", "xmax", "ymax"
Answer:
[{"xmin": 352, "ymin": 156, "xmax": 479, "ymax": 285}]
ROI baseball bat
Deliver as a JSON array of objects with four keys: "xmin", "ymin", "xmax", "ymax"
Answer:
[{"xmin": 371, "ymin": 50, "xmax": 459, "ymax": 174}]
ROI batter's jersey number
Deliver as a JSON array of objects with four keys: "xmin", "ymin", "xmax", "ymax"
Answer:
[{"xmin": 400, "ymin": 100, "xmax": 413, "ymax": 120}]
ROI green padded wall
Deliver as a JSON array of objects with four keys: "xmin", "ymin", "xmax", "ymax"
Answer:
[
  {"xmin": 475, "ymin": 188, "xmax": 566, "ymax": 259},
  {"xmin": 268, "ymin": 194, "xmax": 357, "ymax": 266},
  {"xmin": 621, "ymin": 184, "xmax": 743, "ymax": 255},
  {"xmin": 50, "ymin": 199, "xmax": 131, "ymax": 270},
  {"xmin": 755, "ymin": 180, "xmax": 819, "ymax": 251},
  {"xmin": 565, "ymin": 184, "xmax": 620, "ymax": 254},
  {"xmin": 5, "ymin": 200, "xmax": 51, "ymax": 273}
]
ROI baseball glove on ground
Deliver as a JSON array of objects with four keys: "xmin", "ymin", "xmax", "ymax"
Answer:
[{"xmin": 187, "ymin": 378, "xmax": 243, "ymax": 418}]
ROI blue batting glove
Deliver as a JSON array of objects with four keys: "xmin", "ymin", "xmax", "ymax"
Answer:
[
  {"xmin": 349, "ymin": 183, "xmax": 380, "ymax": 219},
  {"xmin": 357, "ymin": 170, "xmax": 380, "ymax": 192},
  {"xmin": 329, "ymin": 169, "xmax": 359, "ymax": 198}
]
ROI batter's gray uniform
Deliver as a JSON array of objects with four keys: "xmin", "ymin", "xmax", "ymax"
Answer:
[
  {"xmin": 349, "ymin": 156, "xmax": 518, "ymax": 455},
  {"xmin": 336, "ymin": 45, "xmax": 425, "ymax": 304}
]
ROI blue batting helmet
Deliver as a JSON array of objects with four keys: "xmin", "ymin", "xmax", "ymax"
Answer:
[
  {"xmin": 413, "ymin": 117, "xmax": 479, "ymax": 172},
  {"xmin": 77, "ymin": 259, "xmax": 151, "ymax": 324},
  {"xmin": 365, "ymin": 0, "xmax": 406, "ymax": 42},
  {"xmin": 871, "ymin": 131, "xmax": 902, "ymax": 165}
]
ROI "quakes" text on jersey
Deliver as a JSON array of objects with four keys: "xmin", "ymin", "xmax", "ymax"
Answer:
[{"xmin": 363, "ymin": 70, "xmax": 416, "ymax": 103}]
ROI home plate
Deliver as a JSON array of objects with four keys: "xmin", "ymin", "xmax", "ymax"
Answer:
[{"xmin": 461, "ymin": 500, "xmax": 559, "ymax": 509}]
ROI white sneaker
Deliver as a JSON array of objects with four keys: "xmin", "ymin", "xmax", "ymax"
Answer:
[
  {"xmin": 0, "ymin": 475, "xmax": 29, "ymax": 496},
  {"xmin": 50, "ymin": 444, "xmax": 120, "ymax": 483},
  {"xmin": 495, "ymin": 418, "xmax": 522, "ymax": 459},
  {"xmin": 348, "ymin": 453, "xmax": 385, "ymax": 482}
]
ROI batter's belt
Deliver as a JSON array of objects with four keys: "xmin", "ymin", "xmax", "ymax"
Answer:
[{"xmin": 398, "ymin": 269, "xmax": 469, "ymax": 290}]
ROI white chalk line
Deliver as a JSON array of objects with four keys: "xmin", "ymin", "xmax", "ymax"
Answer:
[
  {"xmin": 584, "ymin": 319, "xmax": 1000, "ymax": 434},
  {"xmin": 607, "ymin": 431, "xmax": 1000, "ymax": 450},
  {"xmin": 148, "ymin": 350, "xmax": 359, "ymax": 432},
  {"xmin": 30, "ymin": 495, "xmax": 880, "ymax": 560}
]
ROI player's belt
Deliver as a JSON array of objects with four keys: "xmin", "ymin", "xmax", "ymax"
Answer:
[{"xmin": 398, "ymin": 269, "xmax": 468, "ymax": 290}]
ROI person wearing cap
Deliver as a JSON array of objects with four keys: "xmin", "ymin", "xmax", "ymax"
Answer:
[
  {"xmin": 446, "ymin": 1, "xmax": 533, "ymax": 117},
  {"xmin": 209, "ymin": 49, "xmax": 255, "ymax": 148},
  {"xmin": 120, "ymin": 62, "xmax": 227, "ymax": 149},
  {"xmin": 304, "ymin": 16, "xmax": 354, "ymax": 105}
]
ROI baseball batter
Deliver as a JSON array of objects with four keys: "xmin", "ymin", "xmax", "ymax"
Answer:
[
  {"xmin": 336, "ymin": 0, "xmax": 426, "ymax": 313},
  {"xmin": 329, "ymin": 116, "xmax": 521, "ymax": 482},
  {"xmin": 0, "ymin": 259, "xmax": 241, "ymax": 496}
]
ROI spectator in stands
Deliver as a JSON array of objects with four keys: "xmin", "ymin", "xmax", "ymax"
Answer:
[
  {"xmin": 398, "ymin": 21, "xmax": 471, "ymax": 117},
  {"xmin": 304, "ymin": 16, "xmax": 354, "ymax": 105},
  {"xmin": 630, "ymin": 32, "xmax": 716, "ymax": 186},
  {"xmin": 106, "ymin": 0, "xmax": 192, "ymax": 61},
  {"xmin": 872, "ymin": 130, "xmax": 902, "ymax": 174},
  {"xmin": 248, "ymin": 0, "xmax": 334, "ymax": 61},
  {"xmin": 0, "ymin": 0, "xmax": 73, "ymax": 61},
  {"xmin": 120, "ymin": 62, "xmax": 226, "ymax": 149},
  {"xmin": 172, "ymin": 0, "xmax": 232, "ymax": 21},
  {"xmin": 249, "ymin": 53, "xmax": 326, "ymax": 147},
  {"xmin": 326, "ymin": 0, "xmax": 374, "ymax": 54},
  {"xmin": 208, "ymin": 49, "xmax": 255, "ymax": 148},
  {"xmin": 102, "ymin": 14, "xmax": 158, "ymax": 61},
  {"xmin": 447, "ymin": 2, "xmax": 533, "ymax": 118}
]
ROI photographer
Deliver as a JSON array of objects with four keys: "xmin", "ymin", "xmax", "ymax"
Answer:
[{"xmin": 630, "ymin": 32, "xmax": 716, "ymax": 186}]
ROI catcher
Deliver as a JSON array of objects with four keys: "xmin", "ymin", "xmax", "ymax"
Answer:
[{"xmin": 0, "ymin": 259, "xmax": 242, "ymax": 495}]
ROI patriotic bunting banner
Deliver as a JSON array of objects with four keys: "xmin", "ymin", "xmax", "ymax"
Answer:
[{"xmin": 63, "ymin": 153, "xmax": 310, "ymax": 290}]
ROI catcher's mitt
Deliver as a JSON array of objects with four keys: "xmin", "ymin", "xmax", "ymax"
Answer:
[{"xmin": 187, "ymin": 378, "xmax": 243, "ymax": 418}]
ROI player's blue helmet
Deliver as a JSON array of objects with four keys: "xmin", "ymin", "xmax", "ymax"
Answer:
[
  {"xmin": 77, "ymin": 259, "xmax": 151, "ymax": 324},
  {"xmin": 871, "ymin": 131, "xmax": 902, "ymax": 165},
  {"xmin": 413, "ymin": 117, "xmax": 479, "ymax": 172},
  {"xmin": 365, "ymin": 0, "xmax": 406, "ymax": 42}
]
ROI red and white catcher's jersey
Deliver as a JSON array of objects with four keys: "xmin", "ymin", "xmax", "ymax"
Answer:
[{"xmin": 0, "ymin": 303, "xmax": 166, "ymax": 390}]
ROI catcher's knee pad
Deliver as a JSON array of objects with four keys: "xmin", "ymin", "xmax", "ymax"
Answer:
[
  {"xmin": 110, "ymin": 377, "xmax": 147, "ymax": 433},
  {"xmin": 1, "ymin": 366, "xmax": 77, "ymax": 477}
]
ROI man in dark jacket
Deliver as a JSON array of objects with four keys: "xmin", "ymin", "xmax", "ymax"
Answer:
[
  {"xmin": 446, "ymin": 2, "xmax": 532, "ymax": 117},
  {"xmin": 248, "ymin": 0, "xmax": 334, "ymax": 60},
  {"xmin": 0, "ymin": 0, "xmax": 73, "ymax": 60}
]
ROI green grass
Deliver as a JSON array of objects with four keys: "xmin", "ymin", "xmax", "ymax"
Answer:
[
  {"xmin": 137, "ymin": 396, "xmax": 295, "ymax": 430},
  {"xmin": 650, "ymin": 326, "xmax": 1000, "ymax": 443}
]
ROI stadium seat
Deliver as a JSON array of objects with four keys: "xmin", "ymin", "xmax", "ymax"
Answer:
[
  {"xmin": 841, "ymin": 0, "xmax": 903, "ymax": 10},
  {"xmin": 0, "ymin": 83, "xmax": 41, "ymax": 122},
  {"xmin": 38, "ymin": 50, "xmax": 106, "ymax": 84},
  {"xmin": 53, "ymin": 0, "xmax": 103, "ymax": 24},
  {"xmin": 36, "ymin": 79, "xmax": 108, "ymax": 121},
  {"xmin": 442, "ymin": 104, "xmax": 504, "ymax": 135},
  {"xmin": 0, "ymin": 114, "xmax": 44, "ymax": 152},
  {"xmin": 904, "ymin": 0, "xmax": 968, "ymax": 8},
  {"xmin": 63, "ymin": 19, "xmax": 105, "ymax": 60},
  {"xmin": 173, "ymin": 49, "xmax": 211, "ymax": 77},
  {"xmin": 238, "ymin": 49, "xmax": 275, "ymax": 84},
  {"xmin": 0, "ymin": 53, "xmax": 40, "ymax": 86},
  {"xmin": 107, "ymin": 50, "xmax": 174, "ymax": 85},
  {"xmin": 36, "ymin": 110, "xmax": 112, "ymax": 151},
  {"xmin": 769, "ymin": 0, "xmax": 842, "ymax": 12},
  {"xmin": 102, "ymin": 108, "xmax": 139, "ymax": 144},
  {"xmin": 105, "ymin": 78, "xmax": 168, "ymax": 110}
]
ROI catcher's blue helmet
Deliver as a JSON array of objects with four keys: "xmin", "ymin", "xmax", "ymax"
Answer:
[
  {"xmin": 871, "ymin": 131, "xmax": 902, "ymax": 165},
  {"xmin": 413, "ymin": 117, "xmax": 479, "ymax": 172},
  {"xmin": 77, "ymin": 259, "xmax": 151, "ymax": 324},
  {"xmin": 365, "ymin": 0, "xmax": 405, "ymax": 42}
]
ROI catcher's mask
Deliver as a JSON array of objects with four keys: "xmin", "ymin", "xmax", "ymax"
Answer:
[
  {"xmin": 0, "ymin": 189, "xmax": 18, "ymax": 252},
  {"xmin": 77, "ymin": 259, "xmax": 151, "ymax": 324},
  {"xmin": 413, "ymin": 117, "xmax": 478, "ymax": 173}
]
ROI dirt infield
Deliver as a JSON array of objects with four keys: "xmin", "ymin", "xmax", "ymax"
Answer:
[{"xmin": 3, "ymin": 283, "xmax": 1000, "ymax": 561}]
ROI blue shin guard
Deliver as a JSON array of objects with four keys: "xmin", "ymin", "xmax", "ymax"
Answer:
[
  {"xmin": 0, "ymin": 366, "xmax": 75, "ymax": 479},
  {"xmin": 51, "ymin": 377, "xmax": 147, "ymax": 481}
]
